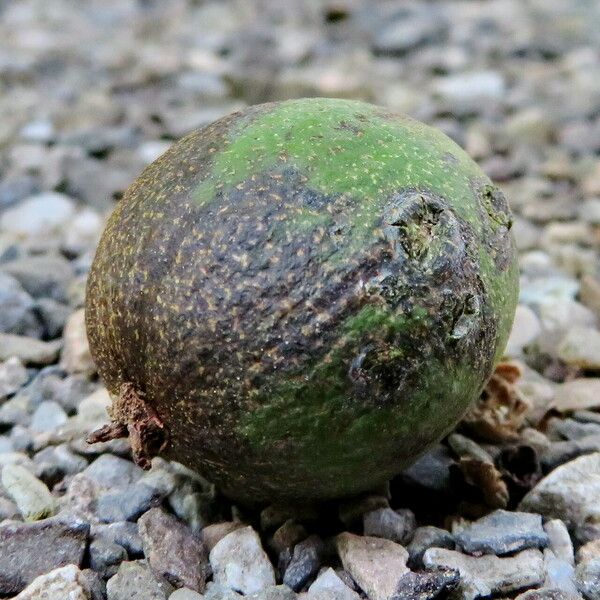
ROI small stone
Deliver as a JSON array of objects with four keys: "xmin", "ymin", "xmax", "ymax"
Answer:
[
  {"xmin": 1, "ymin": 463, "xmax": 56, "ymax": 521},
  {"xmin": 168, "ymin": 486, "xmax": 212, "ymax": 533},
  {"xmin": 433, "ymin": 71, "xmax": 506, "ymax": 104},
  {"xmin": 0, "ymin": 457, "xmax": 35, "ymax": 482},
  {"xmin": 80, "ymin": 569, "xmax": 107, "ymax": 600},
  {"xmin": 30, "ymin": 400, "xmax": 68, "ymax": 432},
  {"xmin": 423, "ymin": 547, "xmax": 545, "ymax": 600},
  {"xmin": 455, "ymin": 509, "xmax": 548, "ymax": 556},
  {"xmin": 335, "ymin": 532, "xmax": 409, "ymax": 600},
  {"xmin": 202, "ymin": 582, "xmax": 242, "ymax": 599},
  {"xmin": 399, "ymin": 445, "xmax": 454, "ymax": 496},
  {"xmin": 544, "ymin": 520, "xmax": 574, "ymax": 566},
  {"xmin": 210, "ymin": 526, "xmax": 276, "ymax": 595},
  {"xmin": 0, "ymin": 175, "xmax": 38, "ymax": 209},
  {"xmin": 96, "ymin": 483, "xmax": 164, "ymax": 523},
  {"xmin": 33, "ymin": 443, "xmax": 88, "ymax": 483},
  {"xmin": 169, "ymin": 589, "xmax": 204, "ymax": 600},
  {"xmin": 363, "ymin": 507, "xmax": 416, "ymax": 545},
  {"xmin": 19, "ymin": 119, "xmax": 55, "ymax": 143},
  {"xmin": 307, "ymin": 568, "xmax": 360, "ymax": 600},
  {"xmin": 373, "ymin": 16, "xmax": 446, "ymax": 55},
  {"xmin": 577, "ymin": 539, "xmax": 600, "ymax": 564},
  {"xmin": 60, "ymin": 308, "xmax": 95, "ymax": 375},
  {"xmin": 247, "ymin": 585, "xmax": 297, "ymax": 599},
  {"xmin": 0, "ymin": 357, "xmax": 28, "ymax": 398},
  {"xmin": 0, "ymin": 496, "xmax": 19, "ymax": 520},
  {"xmin": 2, "ymin": 254, "xmax": 74, "ymax": 302},
  {"xmin": 62, "ymin": 208, "xmax": 103, "ymax": 256},
  {"xmin": 13, "ymin": 564, "xmax": 88, "ymax": 600},
  {"xmin": 576, "ymin": 557, "xmax": 600, "ymax": 600},
  {"xmin": 542, "ymin": 549, "xmax": 578, "ymax": 597},
  {"xmin": 139, "ymin": 507, "xmax": 209, "ymax": 592},
  {"xmin": 551, "ymin": 379, "xmax": 600, "ymax": 413},
  {"xmin": 0, "ymin": 192, "xmax": 75, "ymax": 237},
  {"xmin": 506, "ymin": 305, "xmax": 542, "ymax": 356},
  {"xmin": 60, "ymin": 473, "xmax": 99, "ymax": 522},
  {"xmin": 92, "ymin": 521, "xmax": 144, "ymax": 556},
  {"xmin": 407, "ymin": 526, "xmax": 455, "ymax": 569},
  {"xmin": 557, "ymin": 327, "xmax": 600, "ymax": 370},
  {"xmin": 516, "ymin": 589, "xmax": 580, "ymax": 600},
  {"xmin": 548, "ymin": 418, "xmax": 600, "ymax": 441},
  {"xmin": 0, "ymin": 333, "xmax": 62, "ymax": 365},
  {"xmin": 283, "ymin": 535, "xmax": 324, "ymax": 591},
  {"xmin": 391, "ymin": 567, "xmax": 460, "ymax": 600},
  {"xmin": 519, "ymin": 453, "xmax": 600, "ymax": 541},
  {"xmin": 0, "ymin": 272, "xmax": 39, "ymax": 338},
  {"xmin": 140, "ymin": 465, "xmax": 178, "ymax": 496},
  {"xmin": 270, "ymin": 520, "xmax": 307, "ymax": 554},
  {"xmin": 539, "ymin": 437, "xmax": 600, "ymax": 473},
  {"xmin": 84, "ymin": 454, "xmax": 143, "ymax": 489},
  {"xmin": 202, "ymin": 521, "xmax": 246, "ymax": 553},
  {"xmin": 107, "ymin": 560, "xmax": 171, "ymax": 600},
  {"xmin": 34, "ymin": 297, "xmax": 71, "ymax": 338},
  {"xmin": 0, "ymin": 516, "xmax": 89, "ymax": 595},
  {"xmin": 580, "ymin": 275, "xmax": 600, "ymax": 319},
  {"xmin": 89, "ymin": 538, "xmax": 128, "ymax": 578}
]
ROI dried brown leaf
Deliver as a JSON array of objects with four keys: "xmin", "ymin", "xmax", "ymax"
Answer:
[
  {"xmin": 459, "ymin": 457, "xmax": 509, "ymax": 509},
  {"xmin": 461, "ymin": 361, "xmax": 530, "ymax": 442}
]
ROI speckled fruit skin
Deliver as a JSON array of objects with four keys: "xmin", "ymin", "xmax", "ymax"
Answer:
[{"xmin": 86, "ymin": 98, "xmax": 518, "ymax": 504}]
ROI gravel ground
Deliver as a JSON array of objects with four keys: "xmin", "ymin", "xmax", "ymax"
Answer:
[{"xmin": 1, "ymin": 0, "xmax": 600, "ymax": 598}]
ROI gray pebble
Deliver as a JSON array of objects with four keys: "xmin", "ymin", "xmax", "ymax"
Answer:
[
  {"xmin": 0, "ymin": 175, "xmax": 38, "ymax": 210},
  {"xmin": 423, "ymin": 547, "xmax": 545, "ymax": 599},
  {"xmin": 544, "ymin": 520, "xmax": 574, "ymax": 566},
  {"xmin": 210, "ymin": 526, "xmax": 276, "ymax": 595},
  {"xmin": 247, "ymin": 585, "xmax": 297, "ymax": 599},
  {"xmin": 391, "ymin": 567, "xmax": 460, "ymax": 600},
  {"xmin": 0, "ymin": 272, "xmax": 39, "ymax": 338},
  {"xmin": 96, "ymin": 483, "xmax": 164, "ymax": 523},
  {"xmin": 516, "ymin": 589, "xmax": 582, "ymax": 600},
  {"xmin": 84, "ymin": 454, "xmax": 143, "ymax": 489},
  {"xmin": 169, "ymin": 589, "xmax": 204, "ymax": 600},
  {"xmin": 1, "ymin": 254, "xmax": 74, "ymax": 302},
  {"xmin": 34, "ymin": 297, "xmax": 71, "ymax": 338},
  {"xmin": 407, "ymin": 526, "xmax": 455, "ymax": 568},
  {"xmin": 269, "ymin": 520, "xmax": 307, "ymax": 555},
  {"xmin": 202, "ymin": 582, "xmax": 242, "ymax": 599},
  {"xmin": 576, "ymin": 557, "xmax": 600, "ymax": 600},
  {"xmin": 363, "ymin": 507, "xmax": 416, "ymax": 545},
  {"xmin": 106, "ymin": 560, "xmax": 171, "ymax": 600},
  {"xmin": 0, "ymin": 357, "xmax": 28, "ymax": 399},
  {"xmin": 0, "ymin": 333, "xmax": 62, "ymax": 365},
  {"xmin": 307, "ymin": 567, "xmax": 360, "ymax": 600},
  {"xmin": 400, "ymin": 444, "xmax": 454, "ymax": 496},
  {"xmin": 33, "ymin": 443, "xmax": 88, "ymax": 483},
  {"xmin": 542, "ymin": 549, "xmax": 579, "ymax": 597},
  {"xmin": 90, "ymin": 538, "xmax": 128, "ymax": 578},
  {"xmin": 138, "ymin": 507, "xmax": 209, "ymax": 592},
  {"xmin": 283, "ymin": 535, "xmax": 324, "ymax": 591},
  {"xmin": 0, "ymin": 515, "xmax": 89, "ymax": 595},
  {"xmin": 1, "ymin": 463, "xmax": 56, "ymax": 521},
  {"xmin": 80, "ymin": 568, "xmax": 107, "ymax": 600},
  {"xmin": 455, "ymin": 509, "xmax": 548, "ymax": 556},
  {"xmin": 93, "ymin": 521, "xmax": 144, "ymax": 556},
  {"xmin": 30, "ymin": 400, "xmax": 68, "ymax": 432},
  {"xmin": 0, "ymin": 436, "xmax": 13, "ymax": 453}
]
